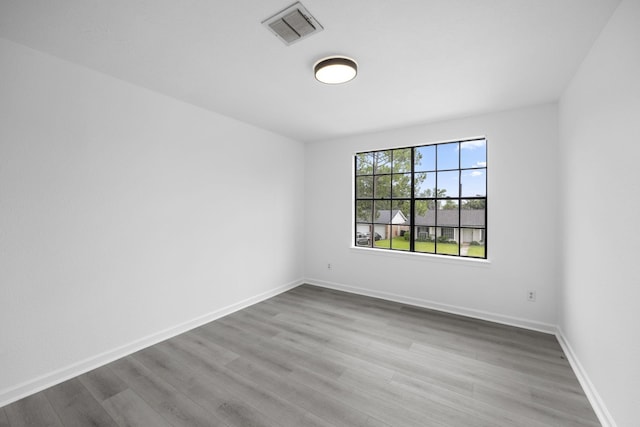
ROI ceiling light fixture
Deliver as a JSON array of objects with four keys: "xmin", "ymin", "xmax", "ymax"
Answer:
[{"xmin": 314, "ymin": 56, "xmax": 358, "ymax": 84}]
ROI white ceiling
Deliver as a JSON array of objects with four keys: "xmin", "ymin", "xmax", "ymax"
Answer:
[{"xmin": 0, "ymin": 0, "xmax": 620, "ymax": 142}]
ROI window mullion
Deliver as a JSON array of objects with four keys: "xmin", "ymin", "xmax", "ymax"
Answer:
[{"xmin": 410, "ymin": 148, "xmax": 415, "ymax": 252}]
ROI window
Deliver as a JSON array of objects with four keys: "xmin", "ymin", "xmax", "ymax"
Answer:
[
  {"xmin": 355, "ymin": 138, "xmax": 487, "ymax": 259},
  {"xmin": 441, "ymin": 227, "xmax": 455, "ymax": 240}
]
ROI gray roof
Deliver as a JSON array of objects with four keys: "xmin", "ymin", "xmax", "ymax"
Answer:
[
  {"xmin": 372, "ymin": 209, "xmax": 406, "ymax": 224},
  {"xmin": 413, "ymin": 209, "xmax": 485, "ymax": 227},
  {"xmin": 367, "ymin": 209, "xmax": 485, "ymax": 227}
]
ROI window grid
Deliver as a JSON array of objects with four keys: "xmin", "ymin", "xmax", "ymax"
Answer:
[{"xmin": 355, "ymin": 138, "xmax": 487, "ymax": 259}]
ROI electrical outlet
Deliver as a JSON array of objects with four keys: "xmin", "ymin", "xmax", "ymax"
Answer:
[
  {"xmin": 527, "ymin": 290, "xmax": 536, "ymax": 302},
  {"xmin": 327, "ymin": 263, "xmax": 332, "ymax": 270}
]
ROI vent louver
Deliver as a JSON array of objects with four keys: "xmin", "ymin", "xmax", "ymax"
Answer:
[{"xmin": 262, "ymin": 2, "xmax": 323, "ymax": 45}]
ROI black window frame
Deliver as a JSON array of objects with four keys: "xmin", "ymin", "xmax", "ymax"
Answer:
[{"xmin": 354, "ymin": 138, "xmax": 487, "ymax": 259}]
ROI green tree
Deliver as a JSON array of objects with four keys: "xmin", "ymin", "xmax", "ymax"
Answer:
[
  {"xmin": 355, "ymin": 148, "xmax": 424, "ymax": 222},
  {"xmin": 414, "ymin": 187, "xmax": 446, "ymax": 215},
  {"xmin": 462, "ymin": 199, "xmax": 486, "ymax": 210},
  {"xmin": 441, "ymin": 199, "xmax": 458, "ymax": 210}
]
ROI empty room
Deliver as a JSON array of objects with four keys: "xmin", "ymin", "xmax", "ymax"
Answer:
[{"xmin": 1, "ymin": 1, "xmax": 638, "ymax": 426}]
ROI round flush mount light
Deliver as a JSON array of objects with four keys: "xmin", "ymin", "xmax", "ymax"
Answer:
[{"xmin": 314, "ymin": 56, "xmax": 358, "ymax": 84}]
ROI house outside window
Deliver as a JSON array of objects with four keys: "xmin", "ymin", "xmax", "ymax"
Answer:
[
  {"xmin": 441, "ymin": 227, "xmax": 455, "ymax": 240},
  {"xmin": 354, "ymin": 138, "xmax": 487, "ymax": 259}
]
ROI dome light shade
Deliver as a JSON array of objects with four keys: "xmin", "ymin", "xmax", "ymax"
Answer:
[{"xmin": 314, "ymin": 56, "xmax": 357, "ymax": 84}]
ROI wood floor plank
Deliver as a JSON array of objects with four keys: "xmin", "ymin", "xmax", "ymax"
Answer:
[
  {"xmin": 44, "ymin": 379, "xmax": 118, "ymax": 427},
  {"xmin": 160, "ymin": 333, "xmax": 349, "ymax": 427},
  {"xmin": 102, "ymin": 389, "xmax": 173, "ymax": 427},
  {"xmin": 1, "ymin": 284, "xmax": 601, "ymax": 427},
  {"xmin": 193, "ymin": 323, "xmax": 294, "ymax": 376},
  {"xmin": 218, "ymin": 324, "xmax": 348, "ymax": 381},
  {"xmin": 324, "ymin": 330, "xmax": 475, "ymax": 396},
  {"xmin": 174, "ymin": 331, "xmax": 240, "ymax": 365},
  {"xmin": 364, "ymin": 416, "xmax": 392, "ymax": 427},
  {"xmin": 78, "ymin": 365, "xmax": 128, "ymax": 403},
  {"xmin": 221, "ymin": 311, "xmax": 282, "ymax": 338},
  {"xmin": 289, "ymin": 364, "xmax": 453, "ymax": 427},
  {"xmin": 473, "ymin": 384, "xmax": 601, "ymax": 427},
  {"xmin": 283, "ymin": 287, "xmax": 583, "ymax": 391},
  {"xmin": 132, "ymin": 345, "xmax": 199, "ymax": 392},
  {"xmin": 225, "ymin": 356, "xmax": 372, "ymax": 427},
  {"xmin": 407, "ymin": 341, "xmax": 579, "ymax": 400},
  {"xmin": 110, "ymin": 357, "xmax": 229, "ymax": 427},
  {"xmin": 0, "ymin": 408, "xmax": 9, "ymax": 427},
  {"xmin": 388, "ymin": 371, "xmax": 546, "ymax": 427},
  {"xmin": 3, "ymin": 393, "xmax": 63, "ymax": 427},
  {"xmin": 157, "ymin": 340, "xmax": 302, "ymax": 426},
  {"xmin": 530, "ymin": 386, "xmax": 598, "ymax": 421},
  {"xmin": 133, "ymin": 344, "xmax": 281, "ymax": 427}
]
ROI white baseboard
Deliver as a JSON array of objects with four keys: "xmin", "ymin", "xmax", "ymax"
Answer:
[
  {"xmin": 2, "ymin": 277, "xmax": 616, "ymax": 427},
  {"xmin": 305, "ymin": 278, "xmax": 556, "ymax": 334},
  {"xmin": 0, "ymin": 278, "xmax": 303, "ymax": 408},
  {"xmin": 555, "ymin": 328, "xmax": 617, "ymax": 427}
]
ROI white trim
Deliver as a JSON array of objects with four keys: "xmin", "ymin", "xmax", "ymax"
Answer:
[
  {"xmin": 0, "ymin": 278, "xmax": 303, "ymax": 408},
  {"xmin": 305, "ymin": 278, "xmax": 555, "ymax": 334},
  {"xmin": 350, "ymin": 246, "xmax": 491, "ymax": 267},
  {"xmin": 555, "ymin": 327, "xmax": 617, "ymax": 427},
  {"xmin": 350, "ymin": 135, "xmax": 487, "ymax": 155}
]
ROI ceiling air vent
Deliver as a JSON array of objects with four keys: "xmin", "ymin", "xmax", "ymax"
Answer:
[{"xmin": 262, "ymin": 2, "xmax": 323, "ymax": 46}]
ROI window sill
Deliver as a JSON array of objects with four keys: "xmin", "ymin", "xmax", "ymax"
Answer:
[{"xmin": 349, "ymin": 245, "xmax": 491, "ymax": 267}]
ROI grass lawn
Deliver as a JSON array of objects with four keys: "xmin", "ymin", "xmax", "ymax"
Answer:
[
  {"xmin": 466, "ymin": 245, "xmax": 485, "ymax": 258},
  {"xmin": 374, "ymin": 237, "xmax": 484, "ymax": 257},
  {"xmin": 374, "ymin": 238, "xmax": 458, "ymax": 254},
  {"xmin": 374, "ymin": 237, "xmax": 410, "ymax": 251}
]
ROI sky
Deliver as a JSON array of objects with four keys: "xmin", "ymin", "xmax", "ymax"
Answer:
[
  {"xmin": 356, "ymin": 139, "xmax": 487, "ymax": 199},
  {"xmin": 415, "ymin": 139, "xmax": 486, "ymax": 197}
]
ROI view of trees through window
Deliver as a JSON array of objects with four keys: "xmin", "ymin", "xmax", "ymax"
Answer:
[{"xmin": 355, "ymin": 138, "xmax": 487, "ymax": 258}]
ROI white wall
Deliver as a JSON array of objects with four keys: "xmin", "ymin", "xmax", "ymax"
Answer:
[
  {"xmin": 558, "ymin": 0, "xmax": 640, "ymax": 425},
  {"xmin": 305, "ymin": 104, "xmax": 560, "ymax": 330},
  {"xmin": 0, "ymin": 38, "xmax": 305, "ymax": 404}
]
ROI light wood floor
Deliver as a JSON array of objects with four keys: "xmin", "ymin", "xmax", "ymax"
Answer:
[{"xmin": 1, "ymin": 284, "xmax": 600, "ymax": 427}]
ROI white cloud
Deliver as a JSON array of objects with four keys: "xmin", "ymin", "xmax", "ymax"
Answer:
[
  {"xmin": 470, "ymin": 171, "xmax": 483, "ymax": 177},
  {"xmin": 475, "ymin": 161, "xmax": 487, "ymax": 167},
  {"xmin": 460, "ymin": 140, "xmax": 486, "ymax": 150}
]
